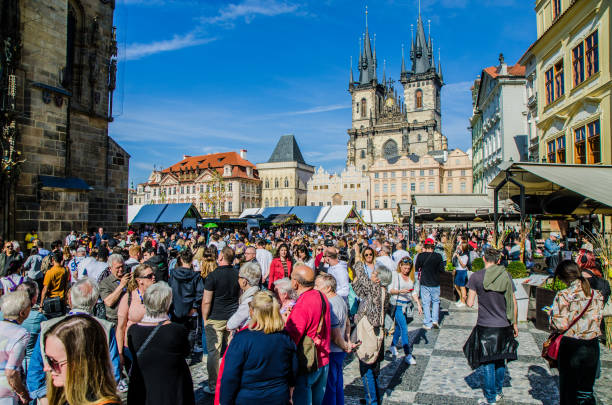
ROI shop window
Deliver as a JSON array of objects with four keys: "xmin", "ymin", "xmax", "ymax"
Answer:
[
  {"xmin": 587, "ymin": 120, "xmax": 601, "ymax": 164},
  {"xmin": 586, "ymin": 31, "xmax": 599, "ymax": 78},
  {"xmin": 572, "ymin": 43, "xmax": 584, "ymax": 87}
]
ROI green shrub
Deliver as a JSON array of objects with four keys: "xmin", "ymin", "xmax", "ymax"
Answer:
[
  {"xmin": 471, "ymin": 257, "xmax": 485, "ymax": 272},
  {"xmin": 445, "ymin": 261, "xmax": 454, "ymax": 271},
  {"xmin": 542, "ymin": 278, "xmax": 568, "ymax": 291},
  {"xmin": 507, "ymin": 261, "xmax": 528, "ymax": 279}
]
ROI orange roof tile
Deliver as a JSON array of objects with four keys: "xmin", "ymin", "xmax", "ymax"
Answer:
[
  {"xmin": 483, "ymin": 63, "xmax": 526, "ymax": 79},
  {"xmin": 160, "ymin": 152, "xmax": 259, "ymax": 181}
]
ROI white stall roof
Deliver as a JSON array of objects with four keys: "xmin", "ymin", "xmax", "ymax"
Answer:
[
  {"xmin": 127, "ymin": 205, "xmax": 143, "ymax": 224},
  {"xmin": 239, "ymin": 208, "xmax": 264, "ymax": 218},
  {"xmin": 360, "ymin": 209, "xmax": 395, "ymax": 224},
  {"xmin": 317, "ymin": 205, "xmax": 363, "ymax": 224}
]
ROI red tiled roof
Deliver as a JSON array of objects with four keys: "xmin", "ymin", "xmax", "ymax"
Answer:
[
  {"xmin": 161, "ymin": 152, "xmax": 258, "ymax": 181},
  {"xmin": 483, "ymin": 63, "xmax": 526, "ymax": 79}
]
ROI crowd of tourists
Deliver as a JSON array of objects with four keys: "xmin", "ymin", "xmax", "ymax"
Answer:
[{"xmin": 0, "ymin": 224, "xmax": 608, "ymax": 405}]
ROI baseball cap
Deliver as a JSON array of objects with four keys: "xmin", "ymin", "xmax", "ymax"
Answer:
[
  {"xmin": 324, "ymin": 239, "xmax": 334, "ymax": 247},
  {"xmin": 424, "ymin": 238, "xmax": 436, "ymax": 246}
]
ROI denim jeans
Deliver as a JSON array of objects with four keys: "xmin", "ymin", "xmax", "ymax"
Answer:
[
  {"xmin": 420, "ymin": 286, "xmax": 440, "ymax": 327},
  {"xmin": 359, "ymin": 360, "xmax": 381, "ymax": 405},
  {"xmin": 392, "ymin": 304, "xmax": 413, "ymax": 356},
  {"xmin": 322, "ymin": 352, "xmax": 345, "ymax": 405},
  {"xmin": 294, "ymin": 365, "xmax": 329, "ymax": 405},
  {"xmin": 481, "ymin": 360, "xmax": 506, "ymax": 403}
]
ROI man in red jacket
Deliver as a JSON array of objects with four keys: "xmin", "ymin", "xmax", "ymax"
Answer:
[{"xmin": 285, "ymin": 265, "xmax": 331, "ymax": 405}]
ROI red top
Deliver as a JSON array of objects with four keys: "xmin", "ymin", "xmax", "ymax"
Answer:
[
  {"xmin": 285, "ymin": 289, "xmax": 331, "ymax": 368},
  {"xmin": 268, "ymin": 257, "xmax": 293, "ymax": 289}
]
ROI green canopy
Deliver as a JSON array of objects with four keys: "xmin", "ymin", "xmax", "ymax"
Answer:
[{"xmin": 204, "ymin": 223, "xmax": 218, "ymax": 228}]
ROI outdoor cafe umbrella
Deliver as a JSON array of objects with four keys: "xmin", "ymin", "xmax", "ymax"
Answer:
[{"xmin": 204, "ymin": 223, "xmax": 218, "ymax": 228}]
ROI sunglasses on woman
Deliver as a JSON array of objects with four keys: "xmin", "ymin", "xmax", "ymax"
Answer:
[
  {"xmin": 401, "ymin": 258, "xmax": 412, "ymax": 264},
  {"xmin": 45, "ymin": 355, "xmax": 68, "ymax": 373},
  {"xmin": 137, "ymin": 273, "xmax": 155, "ymax": 280},
  {"xmin": 364, "ymin": 253, "xmax": 373, "ymax": 257}
]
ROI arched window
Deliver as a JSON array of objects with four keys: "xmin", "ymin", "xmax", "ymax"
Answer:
[
  {"xmin": 265, "ymin": 198, "xmax": 269, "ymax": 207},
  {"xmin": 274, "ymin": 198, "xmax": 279, "ymax": 206},
  {"xmin": 415, "ymin": 90, "xmax": 423, "ymax": 109},
  {"xmin": 284, "ymin": 177, "xmax": 289, "ymax": 188},
  {"xmin": 284, "ymin": 197, "xmax": 289, "ymax": 206},
  {"xmin": 265, "ymin": 179, "xmax": 269, "ymax": 188},
  {"xmin": 274, "ymin": 178, "xmax": 279, "ymax": 188},
  {"xmin": 360, "ymin": 150, "xmax": 366, "ymax": 159},
  {"xmin": 361, "ymin": 98, "xmax": 367, "ymax": 117}
]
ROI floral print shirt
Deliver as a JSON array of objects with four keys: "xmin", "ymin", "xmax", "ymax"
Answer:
[{"xmin": 550, "ymin": 280, "xmax": 604, "ymax": 339}]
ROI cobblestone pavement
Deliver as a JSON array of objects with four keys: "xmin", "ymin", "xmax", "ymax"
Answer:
[{"xmin": 188, "ymin": 299, "xmax": 612, "ymax": 404}]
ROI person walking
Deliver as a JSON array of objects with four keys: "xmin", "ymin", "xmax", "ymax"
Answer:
[
  {"xmin": 201, "ymin": 247, "xmax": 240, "ymax": 395},
  {"xmin": 39, "ymin": 252, "xmax": 69, "ymax": 318},
  {"xmin": 0, "ymin": 291, "xmax": 32, "ymax": 404},
  {"xmin": 315, "ymin": 273, "xmax": 352, "ymax": 405},
  {"xmin": 414, "ymin": 238, "xmax": 445, "ymax": 330},
  {"xmin": 550, "ymin": 260, "xmax": 604, "ymax": 405},
  {"xmin": 285, "ymin": 265, "xmax": 330, "ymax": 405},
  {"xmin": 127, "ymin": 282, "xmax": 195, "ymax": 405},
  {"xmin": 452, "ymin": 242, "xmax": 470, "ymax": 307},
  {"xmin": 219, "ymin": 291, "xmax": 298, "ymax": 405},
  {"xmin": 44, "ymin": 314, "xmax": 121, "ymax": 405},
  {"xmin": 464, "ymin": 248, "xmax": 519, "ymax": 405},
  {"xmin": 388, "ymin": 257, "xmax": 422, "ymax": 364}
]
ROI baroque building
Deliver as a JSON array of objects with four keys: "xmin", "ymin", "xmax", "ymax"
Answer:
[
  {"xmin": 134, "ymin": 151, "xmax": 260, "ymax": 218},
  {"xmin": 0, "ymin": 0, "xmax": 129, "ymax": 242},
  {"xmin": 524, "ymin": 0, "xmax": 609, "ymax": 165},
  {"xmin": 347, "ymin": 10, "xmax": 447, "ymax": 170},
  {"xmin": 257, "ymin": 135, "xmax": 314, "ymax": 207},
  {"xmin": 306, "ymin": 166, "xmax": 370, "ymax": 209},
  {"xmin": 470, "ymin": 55, "xmax": 527, "ymax": 193}
]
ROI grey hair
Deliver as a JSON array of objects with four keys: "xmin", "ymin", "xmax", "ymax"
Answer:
[
  {"xmin": 245, "ymin": 246, "xmax": 256, "ymax": 254},
  {"xmin": 374, "ymin": 263, "xmax": 393, "ymax": 287},
  {"xmin": 273, "ymin": 277, "xmax": 298, "ymax": 300},
  {"xmin": 1, "ymin": 291, "xmax": 31, "ymax": 320},
  {"xmin": 144, "ymin": 281, "xmax": 172, "ymax": 318},
  {"xmin": 316, "ymin": 273, "xmax": 337, "ymax": 293},
  {"xmin": 70, "ymin": 278, "xmax": 100, "ymax": 312},
  {"xmin": 18, "ymin": 280, "xmax": 39, "ymax": 303},
  {"xmin": 108, "ymin": 253, "xmax": 125, "ymax": 267},
  {"xmin": 239, "ymin": 261, "xmax": 261, "ymax": 287}
]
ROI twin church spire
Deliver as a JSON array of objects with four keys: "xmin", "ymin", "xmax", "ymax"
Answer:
[{"xmin": 349, "ymin": 5, "xmax": 443, "ymax": 88}]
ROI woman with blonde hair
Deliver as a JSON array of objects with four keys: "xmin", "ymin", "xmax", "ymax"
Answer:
[
  {"xmin": 387, "ymin": 256, "xmax": 422, "ymax": 364},
  {"xmin": 44, "ymin": 314, "xmax": 120, "ymax": 405},
  {"xmin": 219, "ymin": 291, "xmax": 297, "ymax": 405},
  {"xmin": 200, "ymin": 246, "xmax": 217, "ymax": 280}
]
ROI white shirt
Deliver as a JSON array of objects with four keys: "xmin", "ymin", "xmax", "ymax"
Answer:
[
  {"xmin": 327, "ymin": 260, "xmax": 350, "ymax": 299},
  {"xmin": 256, "ymin": 248, "xmax": 273, "ymax": 281},
  {"xmin": 376, "ymin": 255, "xmax": 397, "ymax": 272},
  {"xmin": 392, "ymin": 249, "xmax": 410, "ymax": 264}
]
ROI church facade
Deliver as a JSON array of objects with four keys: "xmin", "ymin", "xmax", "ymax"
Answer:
[{"xmin": 347, "ymin": 12, "xmax": 447, "ymax": 170}]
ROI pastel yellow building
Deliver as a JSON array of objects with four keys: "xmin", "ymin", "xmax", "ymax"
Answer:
[{"xmin": 527, "ymin": 0, "xmax": 610, "ymax": 165}]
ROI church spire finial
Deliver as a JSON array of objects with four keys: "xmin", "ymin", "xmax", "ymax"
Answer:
[
  {"xmin": 365, "ymin": 5, "xmax": 368, "ymax": 29},
  {"xmin": 350, "ymin": 56, "xmax": 354, "ymax": 85},
  {"xmin": 401, "ymin": 43, "xmax": 406, "ymax": 73},
  {"xmin": 382, "ymin": 59, "xmax": 386, "ymax": 86}
]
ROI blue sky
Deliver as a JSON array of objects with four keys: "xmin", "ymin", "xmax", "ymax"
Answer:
[{"xmin": 109, "ymin": 0, "xmax": 537, "ymax": 186}]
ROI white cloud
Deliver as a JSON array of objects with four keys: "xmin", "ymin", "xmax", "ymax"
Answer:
[
  {"xmin": 201, "ymin": 0, "xmax": 300, "ymax": 26},
  {"xmin": 122, "ymin": 33, "xmax": 216, "ymax": 61},
  {"xmin": 264, "ymin": 104, "xmax": 349, "ymax": 118}
]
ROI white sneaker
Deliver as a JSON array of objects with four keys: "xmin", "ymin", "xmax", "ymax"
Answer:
[
  {"xmin": 389, "ymin": 346, "xmax": 399, "ymax": 358},
  {"xmin": 455, "ymin": 302, "xmax": 466, "ymax": 308},
  {"xmin": 432, "ymin": 322, "xmax": 440, "ymax": 329},
  {"xmin": 405, "ymin": 355, "xmax": 416, "ymax": 365},
  {"xmin": 477, "ymin": 400, "xmax": 496, "ymax": 405},
  {"xmin": 496, "ymin": 393, "xmax": 504, "ymax": 402},
  {"xmin": 423, "ymin": 324, "xmax": 432, "ymax": 330}
]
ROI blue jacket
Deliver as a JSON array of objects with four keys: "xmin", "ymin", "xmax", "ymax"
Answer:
[
  {"xmin": 27, "ymin": 324, "xmax": 121, "ymax": 399},
  {"xmin": 543, "ymin": 238, "xmax": 560, "ymax": 258},
  {"xmin": 220, "ymin": 329, "xmax": 298, "ymax": 405}
]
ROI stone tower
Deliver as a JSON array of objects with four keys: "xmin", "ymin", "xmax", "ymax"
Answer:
[
  {"xmin": 346, "ymin": 8, "xmax": 447, "ymax": 170},
  {"xmin": 0, "ymin": 0, "xmax": 129, "ymax": 242}
]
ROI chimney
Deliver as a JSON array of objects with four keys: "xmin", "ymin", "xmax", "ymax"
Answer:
[
  {"xmin": 240, "ymin": 149, "xmax": 247, "ymax": 160},
  {"xmin": 498, "ymin": 53, "xmax": 508, "ymax": 75}
]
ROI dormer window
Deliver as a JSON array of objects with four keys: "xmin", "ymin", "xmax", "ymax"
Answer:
[
  {"xmin": 246, "ymin": 167, "xmax": 252, "ymax": 177},
  {"xmin": 224, "ymin": 165, "xmax": 232, "ymax": 176}
]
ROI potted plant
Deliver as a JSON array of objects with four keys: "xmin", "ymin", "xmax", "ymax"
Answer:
[
  {"xmin": 471, "ymin": 257, "xmax": 485, "ymax": 272},
  {"xmin": 439, "ymin": 261, "xmax": 457, "ymax": 301},
  {"xmin": 535, "ymin": 278, "xmax": 567, "ymax": 331},
  {"xmin": 507, "ymin": 261, "xmax": 529, "ymax": 321}
]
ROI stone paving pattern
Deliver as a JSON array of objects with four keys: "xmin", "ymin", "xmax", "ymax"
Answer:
[{"xmin": 188, "ymin": 299, "xmax": 612, "ymax": 404}]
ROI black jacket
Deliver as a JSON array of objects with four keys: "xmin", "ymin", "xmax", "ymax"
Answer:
[
  {"xmin": 145, "ymin": 255, "xmax": 168, "ymax": 283},
  {"xmin": 169, "ymin": 266, "xmax": 205, "ymax": 320}
]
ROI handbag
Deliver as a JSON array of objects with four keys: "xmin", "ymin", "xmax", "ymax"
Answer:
[
  {"xmin": 296, "ymin": 292, "xmax": 326, "ymax": 375},
  {"xmin": 354, "ymin": 289, "xmax": 387, "ymax": 365},
  {"xmin": 43, "ymin": 297, "xmax": 64, "ymax": 316},
  {"xmin": 542, "ymin": 292, "xmax": 593, "ymax": 368}
]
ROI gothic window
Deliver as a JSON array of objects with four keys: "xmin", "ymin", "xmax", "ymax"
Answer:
[
  {"xmin": 265, "ymin": 198, "xmax": 269, "ymax": 207},
  {"xmin": 361, "ymin": 98, "xmax": 367, "ymax": 117},
  {"xmin": 360, "ymin": 150, "xmax": 366, "ymax": 159},
  {"xmin": 264, "ymin": 179, "xmax": 269, "ymax": 188},
  {"xmin": 284, "ymin": 177, "xmax": 289, "ymax": 188},
  {"xmin": 274, "ymin": 198, "xmax": 279, "ymax": 206},
  {"xmin": 415, "ymin": 90, "xmax": 423, "ymax": 109},
  {"xmin": 274, "ymin": 178, "xmax": 279, "ymax": 188},
  {"xmin": 284, "ymin": 197, "xmax": 289, "ymax": 206}
]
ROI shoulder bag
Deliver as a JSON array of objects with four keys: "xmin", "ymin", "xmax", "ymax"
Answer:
[
  {"xmin": 355, "ymin": 288, "xmax": 387, "ymax": 365},
  {"xmin": 129, "ymin": 321, "xmax": 166, "ymax": 377},
  {"xmin": 542, "ymin": 292, "xmax": 593, "ymax": 368},
  {"xmin": 296, "ymin": 292, "xmax": 326, "ymax": 375}
]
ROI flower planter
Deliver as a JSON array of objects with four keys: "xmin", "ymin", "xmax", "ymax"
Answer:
[
  {"xmin": 535, "ymin": 286, "xmax": 557, "ymax": 331},
  {"xmin": 439, "ymin": 271, "xmax": 457, "ymax": 301},
  {"xmin": 512, "ymin": 277, "xmax": 529, "ymax": 322}
]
